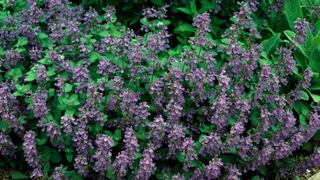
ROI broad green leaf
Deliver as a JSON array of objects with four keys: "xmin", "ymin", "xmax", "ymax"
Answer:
[
  {"xmin": 176, "ymin": 151, "xmax": 185, "ymax": 163},
  {"xmin": 174, "ymin": 23, "xmax": 196, "ymax": 33},
  {"xmin": 262, "ymin": 33, "xmax": 280, "ymax": 55},
  {"xmin": 15, "ymin": 37, "xmax": 28, "ymax": 47},
  {"xmin": 307, "ymin": 90, "xmax": 320, "ymax": 102},
  {"xmin": 309, "ymin": 49, "xmax": 320, "ymax": 73},
  {"xmin": 64, "ymin": 83, "xmax": 73, "ymax": 93},
  {"xmin": 0, "ymin": 120, "xmax": 9, "ymax": 132},
  {"xmin": 300, "ymin": 91, "xmax": 309, "ymax": 101},
  {"xmin": 9, "ymin": 170, "xmax": 28, "ymax": 179},
  {"xmin": 24, "ymin": 71, "xmax": 36, "ymax": 82},
  {"xmin": 284, "ymin": 0, "xmax": 303, "ymax": 30},
  {"xmin": 114, "ymin": 129, "xmax": 122, "ymax": 141},
  {"xmin": 37, "ymin": 32, "xmax": 48, "ymax": 39}
]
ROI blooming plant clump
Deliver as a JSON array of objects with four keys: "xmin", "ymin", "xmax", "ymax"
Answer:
[{"xmin": 0, "ymin": 0, "xmax": 320, "ymax": 179}]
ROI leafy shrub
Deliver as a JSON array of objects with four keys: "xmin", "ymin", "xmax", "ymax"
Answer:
[{"xmin": 1, "ymin": 0, "xmax": 320, "ymax": 179}]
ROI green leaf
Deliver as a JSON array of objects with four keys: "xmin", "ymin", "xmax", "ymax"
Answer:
[
  {"xmin": 114, "ymin": 129, "xmax": 122, "ymax": 141},
  {"xmin": 24, "ymin": 71, "xmax": 36, "ymax": 82},
  {"xmin": 134, "ymin": 152, "xmax": 143, "ymax": 159},
  {"xmin": 176, "ymin": 151, "xmax": 185, "ymax": 163},
  {"xmin": 0, "ymin": 120, "xmax": 9, "ymax": 132},
  {"xmin": 15, "ymin": 37, "xmax": 28, "ymax": 47},
  {"xmin": 10, "ymin": 67, "xmax": 23, "ymax": 80},
  {"xmin": 309, "ymin": 49, "xmax": 320, "ymax": 73},
  {"xmin": 36, "ymin": 133, "xmax": 48, "ymax": 145},
  {"xmin": 37, "ymin": 32, "xmax": 48, "ymax": 39},
  {"xmin": 50, "ymin": 149, "xmax": 62, "ymax": 163},
  {"xmin": 284, "ymin": 0, "xmax": 303, "ymax": 30},
  {"xmin": 176, "ymin": 7, "xmax": 192, "ymax": 15},
  {"xmin": 9, "ymin": 170, "xmax": 28, "ymax": 179},
  {"xmin": 174, "ymin": 23, "xmax": 196, "ymax": 33},
  {"xmin": 262, "ymin": 33, "xmax": 280, "ymax": 55},
  {"xmin": 150, "ymin": 0, "xmax": 163, "ymax": 6},
  {"xmin": 307, "ymin": 90, "xmax": 320, "ymax": 102},
  {"xmin": 64, "ymin": 83, "xmax": 73, "ymax": 93},
  {"xmin": 300, "ymin": 91, "xmax": 309, "ymax": 101}
]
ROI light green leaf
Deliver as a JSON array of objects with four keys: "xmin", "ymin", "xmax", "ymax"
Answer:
[
  {"xmin": 262, "ymin": 33, "xmax": 280, "ymax": 55},
  {"xmin": 284, "ymin": 0, "xmax": 303, "ymax": 30}
]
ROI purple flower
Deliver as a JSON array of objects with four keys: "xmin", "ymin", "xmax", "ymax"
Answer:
[
  {"xmin": 36, "ymin": 65, "xmax": 49, "ymax": 83},
  {"xmin": 113, "ymin": 151, "xmax": 130, "ymax": 177},
  {"xmin": 136, "ymin": 145, "xmax": 156, "ymax": 180},
  {"xmin": 23, "ymin": 131, "xmax": 43, "ymax": 178},
  {"xmin": 74, "ymin": 154, "xmax": 89, "ymax": 177},
  {"xmin": 33, "ymin": 89, "xmax": 47, "ymax": 119},
  {"xmin": 205, "ymin": 158, "xmax": 223, "ymax": 179},
  {"xmin": 182, "ymin": 137, "xmax": 197, "ymax": 170},
  {"xmin": 0, "ymin": 132, "xmax": 16, "ymax": 157},
  {"xmin": 167, "ymin": 124, "xmax": 185, "ymax": 157},
  {"xmin": 294, "ymin": 18, "xmax": 308, "ymax": 44},
  {"xmin": 301, "ymin": 68, "xmax": 312, "ymax": 89},
  {"xmin": 93, "ymin": 134, "xmax": 113, "ymax": 176}
]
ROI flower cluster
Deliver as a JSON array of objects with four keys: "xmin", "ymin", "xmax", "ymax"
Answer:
[{"xmin": 0, "ymin": 0, "xmax": 319, "ymax": 179}]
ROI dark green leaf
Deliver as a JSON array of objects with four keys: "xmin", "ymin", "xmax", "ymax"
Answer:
[
  {"xmin": 0, "ymin": 120, "xmax": 10, "ymax": 132},
  {"xmin": 9, "ymin": 170, "xmax": 28, "ymax": 179},
  {"xmin": 262, "ymin": 33, "xmax": 280, "ymax": 55}
]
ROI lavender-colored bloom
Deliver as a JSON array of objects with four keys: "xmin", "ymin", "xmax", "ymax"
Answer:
[
  {"xmin": 294, "ymin": 18, "xmax": 308, "ymax": 44},
  {"xmin": 74, "ymin": 154, "xmax": 89, "ymax": 177},
  {"xmin": 136, "ymin": 145, "xmax": 156, "ymax": 180},
  {"xmin": 123, "ymin": 127, "xmax": 139, "ymax": 161},
  {"xmin": 200, "ymin": 132, "xmax": 221, "ymax": 156},
  {"xmin": 72, "ymin": 125, "xmax": 92, "ymax": 156},
  {"xmin": 33, "ymin": 89, "xmax": 48, "ymax": 119},
  {"xmin": 147, "ymin": 29, "xmax": 170, "ymax": 53},
  {"xmin": 36, "ymin": 64, "xmax": 49, "ymax": 83},
  {"xmin": 182, "ymin": 137, "xmax": 197, "ymax": 170},
  {"xmin": 93, "ymin": 134, "xmax": 113, "ymax": 176},
  {"xmin": 225, "ymin": 165, "xmax": 241, "ymax": 180},
  {"xmin": 29, "ymin": 46, "xmax": 43, "ymax": 60},
  {"xmin": 113, "ymin": 151, "xmax": 130, "ymax": 177},
  {"xmin": 45, "ymin": 122, "xmax": 61, "ymax": 142},
  {"xmin": 98, "ymin": 58, "xmax": 116, "ymax": 77},
  {"xmin": 167, "ymin": 124, "xmax": 185, "ymax": 157},
  {"xmin": 23, "ymin": 131, "xmax": 43, "ymax": 178},
  {"xmin": 61, "ymin": 115, "xmax": 75, "ymax": 135},
  {"xmin": 273, "ymin": 141, "xmax": 291, "ymax": 160},
  {"xmin": 0, "ymin": 132, "xmax": 16, "ymax": 157},
  {"xmin": 52, "ymin": 166, "xmax": 67, "ymax": 180},
  {"xmin": 172, "ymin": 173, "xmax": 184, "ymax": 180},
  {"xmin": 301, "ymin": 68, "xmax": 312, "ymax": 89},
  {"xmin": 205, "ymin": 158, "xmax": 223, "ymax": 179},
  {"xmin": 4, "ymin": 50, "xmax": 22, "ymax": 69},
  {"xmin": 193, "ymin": 12, "xmax": 211, "ymax": 35},
  {"xmin": 149, "ymin": 115, "xmax": 166, "ymax": 148}
]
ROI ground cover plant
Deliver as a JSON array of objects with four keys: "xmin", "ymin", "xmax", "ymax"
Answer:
[{"xmin": 1, "ymin": 0, "xmax": 320, "ymax": 179}]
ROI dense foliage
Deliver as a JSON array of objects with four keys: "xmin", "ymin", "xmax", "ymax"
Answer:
[{"xmin": 1, "ymin": 0, "xmax": 320, "ymax": 179}]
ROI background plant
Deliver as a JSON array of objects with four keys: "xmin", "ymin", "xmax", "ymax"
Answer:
[{"xmin": 0, "ymin": 0, "xmax": 320, "ymax": 179}]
